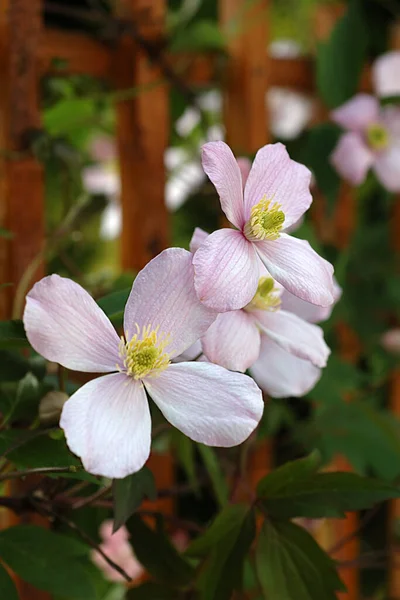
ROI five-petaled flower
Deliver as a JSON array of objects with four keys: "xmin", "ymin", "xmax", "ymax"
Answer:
[
  {"xmin": 192, "ymin": 141, "xmax": 335, "ymax": 313},
  {"xmin": 23, "ymin": 248, "xmax": 263, "ymax": 479}
]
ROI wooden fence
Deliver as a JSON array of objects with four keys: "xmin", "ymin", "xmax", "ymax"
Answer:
[{"xmin": 0, "ymin": 1, "xmax": 397, "ymax": 599}]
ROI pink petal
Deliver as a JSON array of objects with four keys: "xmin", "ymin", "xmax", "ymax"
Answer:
[
  {"xmin": 255, "ymin": 233, "xmax": 335, "ymax": 307},
  {"xmin": 201, "ymin": 141, "xmax": 245, "ymax": 229},
  {"xmin": 60, "ymin": 373, "xmax": 151, "ymax": 478},
  {"xmin": 330, "ymin": 132, "xmax": 374, "ymax": 186},
  {"xmin": 193, "ymin": 229, "xmax": 260, "ymax": 312},
  {"xmin": 144, "ymin": 362, "xmax": 263, "ymax": 447},
  {"xmin": 374, "ymin": 144, "xmax": 400, "ymax": 192},
  {"xmin": 373, "ymin": 51, "xmax": 400, "ymax": 98},
  {"xmin": 381, "ymin": 105, "xmax": 400, "ymax": 137},
  {"xmin": 24, "ymin": 275, "xmax": 121, "ymax": 373},
  {"xmin": 381, "ymin": 329, "xmax": 400, "ymax": 354},
  {"xmin": 253, "ymin": 309, "xmax": 330, "ymax": 368},
  {"xmin": 243, "ymin": 143, "xmax": 312, "ymax": 229},
  {"xmin": 189, "ymin": 227, "xmax": 209, "ymax": 254},
  {"xmin": 174, "ymin": 339, "xmax": 202, "ymax": 363},
  {"xmin": 280, "ymin": 278, "xmax": 342, "ymax": 323},
  {"xmin": 236, "ymin": 157, "xmax": 252, "ymax": 187},
  {"xmin": 331, "ymin": 94, "xmax": 380, "ymax": 131},
  {"xmin": 202, "ymin": 310, "xmax": 261, "ymax": 372},
  {"xmin": 124, "ymin": 248, "xmax": 216, "ymax": 359},
  {"xmin": 250, "ymin": 336, "xmax": 321, "ymax": 398}
]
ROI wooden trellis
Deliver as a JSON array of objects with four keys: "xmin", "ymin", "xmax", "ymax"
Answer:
[{"xmin": 0, "ymin": 1, "xmax": 396, "ymax": 599}]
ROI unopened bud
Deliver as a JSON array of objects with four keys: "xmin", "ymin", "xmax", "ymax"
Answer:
[{"xmin": 39, "ymin": 391, "xmax": 68, "ymax": 425}]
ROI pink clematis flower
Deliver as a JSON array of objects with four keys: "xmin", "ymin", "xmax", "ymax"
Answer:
[
  {"xmin": 381, "ymin": 328, "xmax": 400, "ymax": 354},
  {"xmin": 91, "ymin": 521, "xmax": 144, "ymax": 583},
  {"xmin": 330, "ymin": 94, "xmax": 400, "ymax": 190},
  {"xmin": 190, "ymin": 228, "xmax": 335, "ymax": 397},
  {"xmin": 192, "ymin": 141, "xmax": 335, "ymax": 313},
  {"xmin": 23, "ymin": 249, "xmax": 263, "ymax": 479},
  {"xmin": 373, "ymin": 51, "xmax": 400, "ymax": 99}
]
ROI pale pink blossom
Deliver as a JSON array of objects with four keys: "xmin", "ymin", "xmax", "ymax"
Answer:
[
  {"xmin": 381, "ymin": 328, "xmax": 400, "ymax": 354},
  {"xmin": 23, "ymin": 249, "xmax": 263, "ymax": 478},
  {"xmin": 373, "ymin": 51, "xmax": 400, "ymax": 98},
  {"xmin": 192, "ymin": 142, "xmax": 335, "ymax": 313},
  {"xmin": 91, "ymin": 521, "xmax": 143, "ymax": 583}
]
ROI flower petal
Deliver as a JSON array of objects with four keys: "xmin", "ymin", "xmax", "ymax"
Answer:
[
  {"xmin": 255, "ymin": 233, "xmax": 334, "ymax": 307},
  {"xmin": 280, "ymin": 278, "xmax": 342, "ymax": 323},
  {"xmin": 174, "ymin": 339, "xmax": 203, "ymax": 363},
  {"xmin": 250, "ymin": 336, "xmax": 321, "ymax": 398},
  {"xmin": 374, "ymin": 144, "xmax": 400, "ymax": 192},
  {"xmin": 201, "ymin": 141, "xmax": 245, "ymax": 229},
  {"xmin": 60, "ymin": 373, "xmax": 151, "ymax": 478},
  {"xmin": 236, "ymin": 157, "xmax": 252, "ymax": 187},
  {"xmin": 373, "ymin": 51, "xmax": 400, "ymax": 98},
  {"xmin": 124, "ymin": 248, "xmax": 216, "ymax": 359},
  {"xmin": 202, "ymin": 310, "xmax": 261, "ymax": 372},
  {"xmin": 331, "ymin": 94, "xmax": 380, "ymax": 131},
  {"xmin": 330, "ymin": 132, "xmax": 374, "ymax": 186},
  {"xmin": 193, "ymin": 229, "xmax": 260, "ymax": 312},
  {"xmin": 189, "ymin": 227, "xmax": 209, "ymax": 254},
  {"xmin": 145, "ymin": 362, "xmax": 263, "ymax": 447},
  {"xmin": 24, "ymin": 275, "xmax": 121, "ymax": 372},
  {"xmin": 243, "ymin": 143, "xmax": 312, "ymax": 229},
  {"xmin": 253, "ymin": 309, "xmax": 330, "ymax": 368}
]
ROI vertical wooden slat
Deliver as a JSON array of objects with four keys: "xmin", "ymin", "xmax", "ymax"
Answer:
[{"xmin": 114, "ymin": 0, "xmax": 169, "ymax": 272}]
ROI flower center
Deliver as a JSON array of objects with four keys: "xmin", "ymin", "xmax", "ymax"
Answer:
[
  {"xmin": 119, "ymin": 324, "xmax": 170, "ymax": 379},
  {"xmin": 246, "ymin": 277, "xmax": 281, "ymax": 311},
  {"xmin": 243, "ymin": 196, "xmax": 285, "ymax": 242},
  {"xmin": 366, "ymin": 123, "xmax": 389, "ymax": 151}
]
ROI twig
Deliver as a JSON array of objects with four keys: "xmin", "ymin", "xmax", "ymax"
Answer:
[
  {"xmin": 328, "ymin": 505, "xmax": 380, "ymax": 556},
  {"xmin": 137, "ymin": 510, "xmax": 204, "ymax": 533},
  {"xmin": 0, "ymin": 466, "xmax": 81, "ymax": 482},
  {"xmin": 70, "ymin": 484, "xmax": 111, "ymax": 510}
]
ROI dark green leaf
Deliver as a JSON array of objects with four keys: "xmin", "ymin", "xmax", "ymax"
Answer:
[
  {"xmin": 198, "ymin": 444, "xmax": 228, "ymax": 507},
  {"xmin": 170, "ymin": 20, "xmax": 225, "ymax": 53},
  {"xmin": 256, "ymin": 520, "xmax": 344, "ymax": 600},
  {"xmin": 316, "ymin": 0, "xmax": 367, "ymax": 108},
  {"xmin": 128, "ymin": 516, "xmax": 194, "ymax": 588},
  {"xmin": 0, "ymin": 561, "xmax": 18, "ymax": 600},
  {"xmin": 113, "ymin": 467, "xmax": 156, "ymax": 531},
  {"xmin": 172, "ymin": 431, "xmax": 198, "ymax": 492},
  {"xmin": 0, "ymin": 320, "xmax": 28, "ymax": 349},
  {"xmin": 97, "ymin": 289, "xmax": 129, "ymax": 326},
  {"xmin": 126, "ymin": 582, "xmax": 178, "ymax": 599},
  {"xmin": 0, "ymin": 227, "xmax": 13, "ymax": 239},
  {"xmin": 0, "ymin": 525, "xmax": 96, "ymax": 598},
  {"xmin": 0, "ymin": 350, "xmax": 45, "ymax": 382},
  {"xmin": 257, "ymin": 450, "xmax": 321, "ymax": 499}
]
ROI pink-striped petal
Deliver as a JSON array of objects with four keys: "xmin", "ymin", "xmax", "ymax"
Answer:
[
  {"xmin": 124, "ymin": 248, "xmax": 216, "ymax": 359},
  {"xmin": 24, "ymin": 275, "xmax": 121, "ymax": 373},
  {"xmin": 374, "ymin": 144, "xmax": 400, "ymax": 192},
  {"xmin": 60, "ymin": 373, "xmax": 151, "ymax": 478},
  {"xmin": 201, "ymin": 141, "xmax": 245, "ymax": 229},
  {"xmin": 202, "ymin": 310, "xmax": 261, "ymax": 372},
  {"xmin": 331, "ymin": 94, "xmax": 380, "ymax": 131},
  {"xmin": 237, "ymin": 157, "xmax": 252, "ymax": 187},
  {"xmin": 189, "ymin": 227, "xmax": 209, "ymax": 254},
  {"xmin": 250, "ymin": 336, "xmax": 321, "ymax": 398},
  {"xmin": 255, "ymin": 233, "xmax": 334, "ymax": 307},
  {"xmin": 193, "ymin": 229, "xmax": 260, "ymax": 312},
  {"xmin": 243, "ymin": 143, "xmax": 312, "ymax": 229},
  {"xmin": 144, "ymin": 362, "xmax": 263, "ymax": 447},
  {"xmin": 281, "ymin": 278, "xmax": 342, "ymax": 323},
  {"xmin": 373, "ymin": 51, "xmax": 400, "ymax": 98},
  {"xmin": 253, "ymin": 309, "xmax": 330, "ymax": 368},
  {"xmin": 330, "ymin": 132, "xmax": 374, "ymax": 186}
]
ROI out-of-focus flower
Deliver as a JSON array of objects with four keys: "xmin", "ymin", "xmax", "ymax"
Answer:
[
  {"xmin": 192, "ymin": 141, "xmax": 335, "ymax": 313},
  {"xmin": 373, "ymin": 51, "xmax": 400, "ymax": 98},
  {"xmin": 381, "ymin": 328, "xmax": 400, "ymax": 354},
  {"xmin": 91, "ymin": 521, "xmax": 144, "ymax": 583},
  {"xmin": 330, "ymin": 95, "xmax": 400, "ymax": 190},
  {"xmin": 24, "ymin": 249, "xmax": 263, "ymax": 479}
]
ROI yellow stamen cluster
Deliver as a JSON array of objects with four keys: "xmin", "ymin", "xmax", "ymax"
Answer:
[
  {"xmin": 366, "ymin": 123, "xmax": 389, "ymax": 151},
  {"xmin": 247, "ymin": 277, "xmax": 281, "ymax": 311},
  {"xmin": 118, "ymin": 324, "xmax": 170, "ymax": 380},
  {"xmin": 244, "ymin": 196, "xmax": 285, "ymax": 242}
]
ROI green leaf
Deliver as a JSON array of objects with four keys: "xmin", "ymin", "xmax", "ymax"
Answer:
[
  {"xmin": 0, "ymin": 227, "xmax": 13, "ymax": 239},
  {"xmin": 256, "ymin": 520, "xmax": 344, "ymax": 600},
  {"xmin": 128, "ymin": 516, "xmax": 194, "ymax": 588},
  {"xmin": 316, "ymin": 0, "xmax": 367, "ymax": 108},
  {"xmin": 0, "ymin": 525, "xmax": 96, "ymax": 598},
  {"xmin": 198, "ymin": 444, "xmax": 228, "ymax": 507},
  {"xmin": 112, "ymin": 467, "xmax": 156, "ymax": 531},
  {"xmin": 0, "ymin": 320, "xmax": 29, "ymax": 349},
  {"xmin": 257, "ymin": 450, "xmax": 321, "ymax": 499},
  {"xmin": 188, "ymin": 505, "xmax": 256, "ymax": 600},
  {"xmin": 44, "ymin": 97, "xmax": 95, "ymax": 136},
  {"xmin": 126, "ymin": 582, "xmax": 178, "ymax": 599},
  {"xmin": 0, "ymin": 350, "xmax": 45, "ymax": 382},
  {"xmin": 97, "ymin": 289, "xmax": 129, "ymax": 326},
  {"xmin": 0, "ymin": 561, "xmax": 18, "ymax": 600},
  {"xmin": 172, "ymin": 431, "xmax": 198, "ymax": 492},
  {"xmin": 169, "ymin": 20, "xmax": 225, "ymax": 53}
]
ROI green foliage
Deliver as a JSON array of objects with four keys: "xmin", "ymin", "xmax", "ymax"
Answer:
[
  {"xmin": 0, "ymin": 561, "xmax": 18, "ymax": 600},
  {"xmin": 198, "ymin": 444, "xmax": 228, "ymax": 507},
  {"xmin": 256, "ymin": 520, "xmax": 345, "ymax": 600},
  {"xmin": 112, "ymin": 467, "xmax": 156, "ymax": 531},
  {"xmin": 169, "ymin": 20, "xmax": 225, "ymax": 52},
  {"xmin": 126, "ymin": 582, "xmax": 178, "ymax": 599},
  {"xmin": 0, "ymin": 321, "xmax": 27, "ymax": 349},
  {"xmin": 316, "ymin": 0, "xmax": 367, "ymax": 108},
  {"xmin": 97, "ymin": 288, "xmax": 130, "ymax": 326}
]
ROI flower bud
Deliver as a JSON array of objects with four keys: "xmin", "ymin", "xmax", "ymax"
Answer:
[{"xmin": 39, "ymin": 391, "xmax": 68, "ymax": 425}]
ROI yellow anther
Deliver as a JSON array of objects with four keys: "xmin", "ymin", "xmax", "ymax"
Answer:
[
  {"xmin": 366, "ymin": 123, "xmax": 389, "ymax": 151},
  {"xmin": 244, "ymin": 196, "xmax": 285, "ymax": 242},
  {"xmin": 119, "ymin": 324, "xmax": 170, "ymax": 379},
  {"xmin": 246, "ymin": 277, "xmax": 281, "ymax": 311}
]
